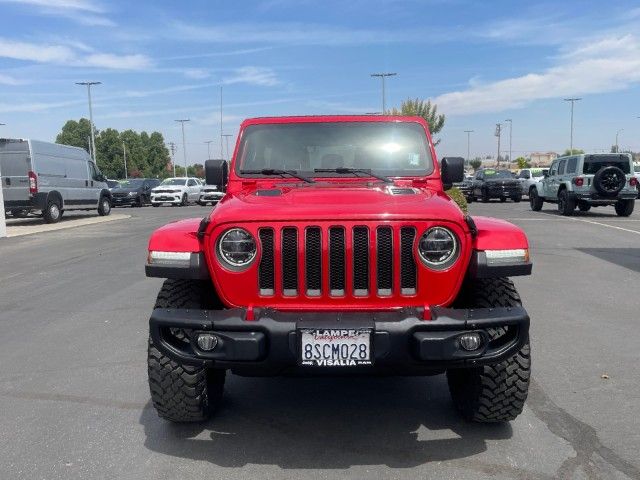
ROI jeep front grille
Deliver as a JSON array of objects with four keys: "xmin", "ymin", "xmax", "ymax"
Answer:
[{"xmin": 257, "ymin": 224, "xmax": 418, "ymax": 298}]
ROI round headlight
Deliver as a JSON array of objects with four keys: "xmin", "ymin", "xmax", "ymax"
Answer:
[
  {"xmin": 418, "ymin": 227, "xmax": 459, "ymax": 270},
  {"xmin": 217, "ymin": 228, "xmax": 257, "ymax": 269}
]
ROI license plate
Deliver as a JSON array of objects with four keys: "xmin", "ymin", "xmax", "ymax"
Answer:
[{"xmin": 299, "ymin": 328, "xmax": 372, "ymax": 367}]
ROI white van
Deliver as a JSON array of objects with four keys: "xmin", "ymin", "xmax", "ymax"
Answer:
[{"xmin": 1, "ymin": 138, "xmax": 111, "ymax": 223}]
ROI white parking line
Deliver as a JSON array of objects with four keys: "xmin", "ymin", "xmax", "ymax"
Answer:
[{"xmin": 537, "ymin": 212, "xmax": 640, "ymax": 235}]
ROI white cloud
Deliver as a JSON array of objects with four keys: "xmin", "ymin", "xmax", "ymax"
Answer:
[
  {"xmin": 223, "ymin": 66, "xmax": 279, "ymax": 87},
  {"xmin": 0, "ymin": 0, "xmax": 114, "ymax": 26},
  {"xmin": 0, "ymin": 99, "xmax": 84, "ymax": 113},
  {"xmin": 85, "ymin": 53, "xmax": 152, "ymax": 70},
  {"xmin": 433, "ymin": 34, "xmax": 640, "ymax": 115},
  {"xmin": 0, "ymin": 73, "xmax": 26, "ymax": 85},
  {"xmin": 171, "ymin": 21, "xmax": 419, "ymax": 46},
  {"xmin": 183, "ymin": 68, "xmax": 210, "ymax": 80},
  {"xmin": 0, "ymin": 37, "xmax": 153, "ymax": 70}
]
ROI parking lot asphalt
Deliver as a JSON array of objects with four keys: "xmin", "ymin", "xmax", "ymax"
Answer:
[{"xmin": 1, "ymin": 201, "xmax": 639, "ymax": 480}]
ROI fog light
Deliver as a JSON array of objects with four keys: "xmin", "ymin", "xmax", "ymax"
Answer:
[
  {"xmin": 197, "ymin": 333, "xmax": 218, "ymax": 351},
  {"xmin": 459, "ymin": 333, "xmax": 482, "ymax": 351}
]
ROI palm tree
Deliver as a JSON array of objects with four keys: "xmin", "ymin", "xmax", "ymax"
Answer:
[{"xmin": 391, "ymin": 98, "xmax": 445, "ymax": 143}]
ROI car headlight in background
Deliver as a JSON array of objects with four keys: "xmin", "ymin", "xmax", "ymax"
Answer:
[
  {"xmin": 418, "ymin": 227, "xmax": 459, "ymax": 270},
  {"xmin": 217, "ymin": 228, "xmax": 257, "ymax": 269}
]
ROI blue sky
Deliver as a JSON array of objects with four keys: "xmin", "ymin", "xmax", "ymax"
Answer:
[{"xmin": 1, "ymin": 0, "xmax": 640, "ymax": 164}]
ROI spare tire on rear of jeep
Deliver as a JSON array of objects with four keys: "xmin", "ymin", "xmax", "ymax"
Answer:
[{"xmin": 593, "ymin": 166, "xmax": 626, "ymax": 196}]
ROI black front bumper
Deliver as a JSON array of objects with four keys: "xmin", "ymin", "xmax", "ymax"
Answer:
[
  {"xmin": 486, "ymin": 185, "xmax": 522, "ymax": 197},
  {"xmin": 112, "ymin": 196, "xmax": 137, "ymax": 206},
  {"xmin": 150, "ymin": 306, "xmax": 529, "ymax": 376}
]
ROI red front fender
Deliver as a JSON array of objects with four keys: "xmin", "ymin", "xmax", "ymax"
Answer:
[
  {"xmin": 148, "ymin": 218, "xmax": 204, "ymax": 253},
  {"xmin": 472, "ymin": 216, "xmax": 529, "ymax": 250}
]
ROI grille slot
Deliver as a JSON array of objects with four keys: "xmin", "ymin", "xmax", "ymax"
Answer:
[
  {"xmin": 376, "ymin": 227, "xmax": 393, "ymax": 295},
  {"xmin": 352, "ymin": 227, "xmax": 369, "ymax": 296},
  {"xmin": 281, "ymin": 228, "xmax": 298, "ymax": 296},
  {"xmin": 258, "ymin": 229, "xmax": 274, "ymax": 295},
  {"xmin": 329, "ymin": 227, "xmax": 346, "ymax": 296},
  {"xmin": 400, "ymin": 227, "xmax": 417, "ymax": 294},
  {"xmin": 305, "ymin": 227, "xmax": 322, "ymax": 296}
]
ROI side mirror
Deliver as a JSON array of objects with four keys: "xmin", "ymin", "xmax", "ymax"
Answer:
[
  {"xmin": 205, "ymin": 159, "xmax": 228, "ymax": 191},
  {"xmin": 440, "ymin": 157, "xmax": 465, "ymax": 189}
]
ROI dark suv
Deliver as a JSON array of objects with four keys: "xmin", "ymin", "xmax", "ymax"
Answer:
[
  {"xmin": 111, "ymin": 178, "xmax": 160, "ymax": 207},
  {"xmin": 470, "ymin": 168, "xmax": 522, "ymax": 203}
]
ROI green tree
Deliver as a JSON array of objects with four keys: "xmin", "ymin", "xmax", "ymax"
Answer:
[
  {"xmin": 96, "ymin": 128, "xmax": 124, "ymax": 179},
  {"xmin": 562, "ymin": 148, "xmax": 584, "ymax": 156},
  {"xmin": 144, "ymin": 132, "xmax": 171, "ymax": 177},
  {"xmin": 516, "ymin": 157, "xmax": 531, "ymax": 169},
  {"xmin": 470, "ymin": 159, "xmax": 482, "ymax": 171},
  {"xmin": 56, "ymin": 118, "xmax": 94, "ymax": 153},
  {"xmin": 391, "ymin": 98, "xmax": 445, "ymax": 143}
]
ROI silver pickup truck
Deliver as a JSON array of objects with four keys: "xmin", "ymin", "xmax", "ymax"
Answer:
[
  {"xmin": 1, "ymin": 138, "xmax": 112, "ymax": 223},
  {"xmin": 529, "ymin": 153, "xmax": 637, "ymax": 216}
]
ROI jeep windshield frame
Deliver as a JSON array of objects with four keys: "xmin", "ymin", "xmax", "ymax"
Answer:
[{"xmin": 235, "ymin": 121, "xmax": 433, "ymax": 180}]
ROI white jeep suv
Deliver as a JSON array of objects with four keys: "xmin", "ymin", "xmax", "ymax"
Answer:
[{"xmin": 150, "ymin": 177, "xmax": 201, "ymax": 207}]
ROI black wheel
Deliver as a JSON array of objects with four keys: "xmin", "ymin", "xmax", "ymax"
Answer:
[
  {"xmin": 614, "ymin": 199, "xmax": 635, "ymax": 217},
  {"xmin": 557, "ymin": 190, "xmax": 575, "ymax": 216},
  {"xmin": 98, "ymin": 196, "xmax": 111, "ymax": 216},
  {"xmin": 529, "ymin": 188, "xmax": 543, "ymax": 211},
  {"xmin": 152, "ymin": 203, "xmax": 160, "ymax": 207},
  {"xmin": 10, "ymin": 209, "xmax": 30, "ymax": 218},
  {"xmin": 43, "ymin": 199, "xmax": 62, "ymax": 223},
  {"xmin": 467, "ymin": 195, "xmax": 473, "ymax": 204},
  {"xmin": 447, "ymin": 278, "xmax": 531, "ymax": 422},
  {"xmin": 148, "ymin": 279, "xmax": 225, "ymax": 423},
  {"xmin": 180, "ymin": 193, "xmax": 188, "ymax": 206},
  {"xmin": 136, "ymin": 196, "xmax": 143, "ymax": 207},
  {"xmin": 500, "ymin": 197, "xmax": 506, "ymax": 203},
  {"xmin": 511, "ymin": 194, "xmax": 522, "ymax": 203},
  {"xmin": 481, "ymin": 189, "xmax": 490, "ymax": 203},
  {"xmin": 593, "ymin": 166, "xmax": 625, "ymax": 196},
  {"xmin": 578, "ymin": 202, "xmax": 591, "ymax": 212}
]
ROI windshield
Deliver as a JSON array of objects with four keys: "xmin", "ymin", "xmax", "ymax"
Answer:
[
  {"xmin": 160, "ymin": 178, "xmax": 186, "ymax": 186},
  {"xmin": 582, "ymin": 155, "xmax": 631, "ymax": 175},
  {"xmin": 236, "ymin": 122, "xmax": 432, "ymax": 178},
  {"xmin": 483, "ymin": 169, "xmax": 513, "ymax": 178},
  {"xmin": 119, "ymin": 179, "xmax": 144, "ymax": 188}
]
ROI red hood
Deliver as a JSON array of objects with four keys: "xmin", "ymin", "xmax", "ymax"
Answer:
[{"xmin": 210, "ymin": 183, "xmax": 466, "ymax": 224}]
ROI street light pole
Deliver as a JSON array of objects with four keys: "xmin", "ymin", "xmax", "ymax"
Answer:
[
  {"xmin": 615, "ymin": 129, "xmax": 624, "ymax": 153},
  {"xmin": 222, "ymin": 134, "xmax": 233, "ymax": 161},
  {"xmin": 370, "ymin": 72, "xmax": 397, "ymax": 114},
  {"xmin": 464, "ymin": 130, "xmax": 473, "ymax": 167},
  {"xmin": 495, "ymin": 123, "xmax": 502, "ymax": 167},
  {"xmin": 504, "ymin": 119, "xmax": 512, "ymax": 165},
  {"xmin": 564, "ymin": 98, "xmax": 581, "ymax": 154},
  {"xmin": 204, "ymin": 140, "xmax": 214, "ymax": 159},
  {"xmin": 123, "ymin": 142, "xmax": 127, "ymax": 179},
  {"xmin": 175, "ymin": 119, "xmax": 190, "ymax": 176},
  {"xmin": 75, "ymin": 81, "xmax": 101, "ymax": 163},
  {"xmin": 167, "ymin": 142, "xmax": 176, "ymax": 177}
]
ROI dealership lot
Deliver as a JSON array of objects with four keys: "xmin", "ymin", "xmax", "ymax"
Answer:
[{"xmin": 0, "ymin": 203, "xmax": 639, "ymax": 480}]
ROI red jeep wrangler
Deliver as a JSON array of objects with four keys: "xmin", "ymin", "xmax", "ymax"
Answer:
[{"xmin": 145, "ymin": 115, "xmax": 532, "ymax": 423}]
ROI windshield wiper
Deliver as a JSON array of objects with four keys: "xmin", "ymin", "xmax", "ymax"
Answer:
[
  {"xmin": 314, "ymin": 167, "xmax": 392, "ymax": 184},
  {"xmin": 240, "ymin": 169, "xmax": 314, "ymax": 183}
]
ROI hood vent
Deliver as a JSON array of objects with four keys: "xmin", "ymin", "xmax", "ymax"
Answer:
[
  {"xmin": 255, "ymin": 189, "xmax": 282, "ymax": 197},
  {"xmin": 389, "ymin": 187, "xmax": 417, "ymax": 195}
]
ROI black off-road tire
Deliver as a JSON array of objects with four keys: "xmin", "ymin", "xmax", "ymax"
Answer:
[
  {"xmin": 511, "ymin": 194, "xmax": 522, "ymax": 203},
  {"xmin": 447, "ymin": 278, "xmax": 531, "ymax": 422},
  {"xmin": 614, "ymin": 199, "xmax": 634, "ymax": 217},
  {"xmin": 500, "ymin": 197, "xmax": 507, "ymax": 203},
  {"xmin": 578, "ymin": 202, "xmax": 591, "ymax": 212},
  {"xmin": 529, "ymin": 188, "xmax": 543, "ymax": 211},
  {"xmin": 147, "ymin": 279, "xmax": 225, "ymax": 422},
  {"xmin": 558, "ymin": 189, "xmax": 575, "ymax": 216},
  {"xmin": 43, "ymin": 199, "xmax": 62, "ymax": 223},
  {"xmin": 180, "ymin": 193, "xmax": 188, "ymax": 207}
]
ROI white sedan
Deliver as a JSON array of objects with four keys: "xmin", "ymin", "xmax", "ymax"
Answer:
[{"xmin": 150, "ymin": 177, "xmax": 201, "ymax": 207}]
